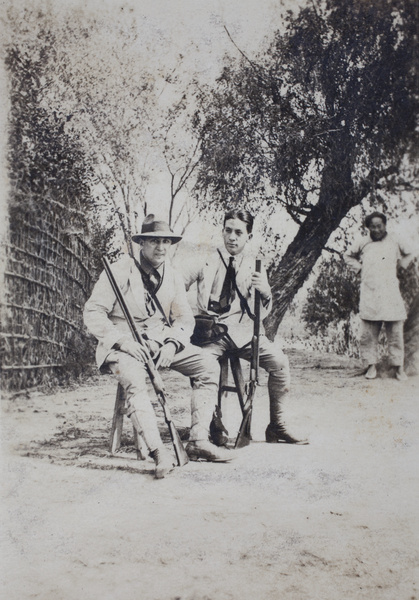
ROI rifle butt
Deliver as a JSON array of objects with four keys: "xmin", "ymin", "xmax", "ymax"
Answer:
[
  {"xmin": 234, "ymin": 407, "xmax": 253, "ymax": 449},
  {"xmin": 159, "ymin": 394, "xmax": 189, "ymax": 466},
  {"xmin": 168, "ymin": 422, "xmax": 189, "ymax": 466}
]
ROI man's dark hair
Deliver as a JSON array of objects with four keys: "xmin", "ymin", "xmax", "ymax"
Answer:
[
  {"xmin": 364, "ymin": 212, "xmax": 387, "ymax": 228},
  {"xmin": 223, "ymin": 209, "xmax": 254, "ymax": 233}
]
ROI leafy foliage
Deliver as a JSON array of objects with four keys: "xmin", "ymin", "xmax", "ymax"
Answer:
[
  {"xmin": 303, "ymin": 257, "xmax": 360, "ymax": 336},
  {"xmin": 398, "ymin": 257, "xmax": 419, "ymax": 308},
  {"xmin": 4, "ymin": 6, "xmax": 204, "ymax": 253},
  {"xmin": 5, "ymin": 40, "xmax": 92, "ymax": 228}
]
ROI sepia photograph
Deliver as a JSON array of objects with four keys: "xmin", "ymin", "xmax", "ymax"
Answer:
[{"xmin": 1, "ymin": 0, "xmax": 418, "ymax": 598}]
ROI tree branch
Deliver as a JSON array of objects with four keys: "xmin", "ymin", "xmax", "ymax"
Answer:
[
  {"xmin": 324, "ymin": 246, "xmax": 343, "ymax": 257},
  {"xmin": 223, "ymin": 26, "xmax": 268, "ymax": 81}
]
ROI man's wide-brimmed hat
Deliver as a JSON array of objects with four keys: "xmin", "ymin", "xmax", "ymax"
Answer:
[{"xmin": 132, "ymin": 214, "xmax": 182, "ymax": 244}]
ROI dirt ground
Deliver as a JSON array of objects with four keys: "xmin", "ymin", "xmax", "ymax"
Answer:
[{"xmin": 1, "ymin": 349, "xmax": 418, "ymax": 600}]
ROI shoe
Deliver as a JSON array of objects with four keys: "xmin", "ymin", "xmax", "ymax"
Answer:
[
  {"xmin": 210, "ymin": 406, "xmax": 229, "ymax": 446},
  {"xmin": 149, "ymin": 447, "xmax": 175, "ymax": 479},
  {"xmin": 265, "ymin": 423, "xmax": 308, "ymax": 445},
  {"xmin": 365, "ymin": 365, "xmax": 377, "ymax": 380},
  {"xmin": 186, "ymin": 440, "xmax": 236, "ymax": 462},
  {"xmin": 395, "ymin": 367, "xmax": 408, "ymax": 381}
]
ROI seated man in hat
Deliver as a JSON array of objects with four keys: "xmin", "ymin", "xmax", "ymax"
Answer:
[
  {"xmin": 83, "ymin": 215, "xmax": 234, "ymax": 479},
  {"xmin": 180, "ymin": 208, "xmax": 306, "ymax": 445}
]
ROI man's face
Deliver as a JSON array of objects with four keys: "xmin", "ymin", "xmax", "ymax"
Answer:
[
  {"xmin": 140, "ymin": 237, "xmax": 172, "ymax": 267},
  {"xmin": 368, "ymin": 217, "xmax": 387, "ymax": 241},
  {"xmin": 222, "ymin": 218, "xmax": 251, "ymax": 256}
]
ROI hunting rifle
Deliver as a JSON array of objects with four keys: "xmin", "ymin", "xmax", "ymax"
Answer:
[
  {"xmin": 234, "ymin": 258, "xmax": 262, "ymax": 449},
  {"xmin": 102, "ymin": 256, "xmax": 189, "ymax": 467}
]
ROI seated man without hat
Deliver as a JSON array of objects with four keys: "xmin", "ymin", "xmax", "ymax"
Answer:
[
  {"xmin": 180, "ymin": 208, "xmax": 307, "ymax": 446},
  {"xmin": 83, "ymin": 215, "xmax": 235, "ymax": 479}
]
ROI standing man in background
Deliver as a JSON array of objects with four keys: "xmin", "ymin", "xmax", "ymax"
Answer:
[
  {"xmin": 344, "ymin": 211, "xmax": 413, "ymax": 380},
  {"xmin": 181, "ymin": 208, "xmax": 306, "ymax": 445}
]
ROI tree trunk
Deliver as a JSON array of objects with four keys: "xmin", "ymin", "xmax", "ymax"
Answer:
[{"xmin": 264, "ymin": 156, "xmax": 360, "ymax": 340}]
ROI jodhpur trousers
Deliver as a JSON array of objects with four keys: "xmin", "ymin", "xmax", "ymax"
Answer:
[
  {"xmin": 203, "ymin": 335, "xmax": 291, "ymax": 425},
  {"xmin": 106, "ymin": 343, "xmax": 219, "ymax": 451}
]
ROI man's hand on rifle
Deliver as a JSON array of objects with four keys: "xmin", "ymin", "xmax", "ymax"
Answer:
[
  {"xmin": 155, "ymin": 342, "xmax": 177, "ymax": 369},
  {"xmin": 118, "ymin": 339, "xmax": 149, "ymax": 363},
  {"xmin": 251, "ymin": 271, "xmax": 270, "ymax": 300}
]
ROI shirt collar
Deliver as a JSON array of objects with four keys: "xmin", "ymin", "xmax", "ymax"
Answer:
[
  {"xmin": 370, "ymin": 232, "xmax": 388, "ymax": 243},
  {"xmin": 217, "ymin": 246, "xmax": 245, "ymax": 268}
]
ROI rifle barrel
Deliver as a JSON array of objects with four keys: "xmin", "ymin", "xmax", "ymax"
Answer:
[
  {"xmin": 252, "ymin": 259, "xmax": 261, "ymax": 380},
  {"xmin": 102, "ymin": 257, "xmax": 142, "ymax": 345},
  {"xmin": 235, "ymin": 258, "xmax": 262, "ymax": 449}
]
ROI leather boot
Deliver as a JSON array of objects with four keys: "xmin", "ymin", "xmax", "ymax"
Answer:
[
  {"xmin": 395, "ymin": 366, "xmax": 407, "ymax": 381},
  {"xmin": 209, "ymin": 406, "xmax": 229, "ymax": 446},
  {"xmin": 267, "ymin": 391, "xmax": 307, "ymax": 445},
  {"xmin": 265, "ymin": 422, "xmax": 308, "ymax": 445},
  {"xmin": 149, "ymin": 447, "xmax": 176, "ymax": 479},
  {"xmin": 186, "ymin": 440, "xmax": 236, "ymax": 462}
]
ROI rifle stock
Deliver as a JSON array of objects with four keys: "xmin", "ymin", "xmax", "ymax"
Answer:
[
  {"xmin": 102, "ymin": 256, "xmax": 189, "ymax": 467},
  {"xmin": 235, "ymin": 259, "xmax": 262, "ymax": 449}
]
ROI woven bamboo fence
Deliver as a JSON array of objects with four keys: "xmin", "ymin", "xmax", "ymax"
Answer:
[{"xmin": 1, "ymin": 213, "xmax": 94, "ymax": 391}]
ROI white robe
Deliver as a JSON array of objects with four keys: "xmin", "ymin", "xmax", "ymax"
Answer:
[{"xmin": 344, "ymin": 234, "xmax": 411, "ymax": 321}]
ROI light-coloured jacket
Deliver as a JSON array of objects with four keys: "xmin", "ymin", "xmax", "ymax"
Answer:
[
  {"xmin": 84, "ymin": 254, "xmax": 194, "ymax": 368},
  {"xmin": 181, "ymin": 249, "xmax": 272, "ymax": 348},
  {"xmin": 344, "ymin": 234, "xmax": 412, "ymax": 321}
]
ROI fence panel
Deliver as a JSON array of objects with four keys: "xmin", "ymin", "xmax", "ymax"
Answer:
[{"xmin": 1, "ymin": 214, "xmax": 94, "ymax": 390}]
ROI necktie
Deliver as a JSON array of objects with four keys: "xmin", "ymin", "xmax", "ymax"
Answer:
[
  {"xmin": 219, "ymin": 256, "xmax": 235, "ymax": 311},
  {"xmin": 136, "ymin": 264, "xmax": 161, "ymax": 316},
  {"xmin": 146, "ymin": 268, "xmax": 161, "ymax": 293},
  {"xmin": 142, "ymin": 270, "xmax": 160, "ymax": 317},
  {"xmin": 135, "ymin": 257, "xmax": 161, "ymax": 294}
]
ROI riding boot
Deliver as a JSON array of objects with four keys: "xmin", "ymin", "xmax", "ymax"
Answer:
[
  {"xmin": 129, "ymin": 410, "xmax": 175, "ymax": 478},
  {"xmin": 149, "ymin": 447, "xmax": 175, "ymax": 479},
  {"xmin": 265, "ymin": 395, "xmax": 307, "ymax": 445}
]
